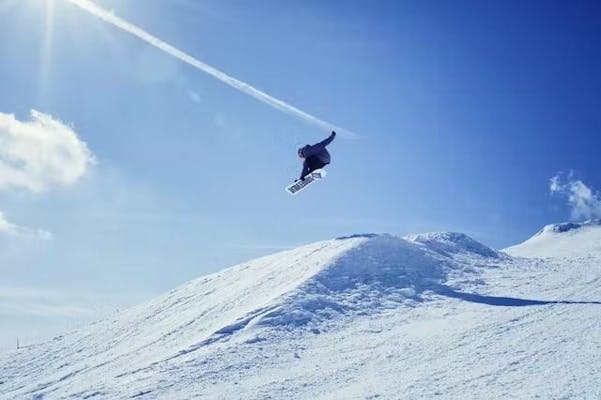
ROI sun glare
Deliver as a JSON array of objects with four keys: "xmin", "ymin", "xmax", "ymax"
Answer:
[
  {"xmin": 37, "ymin": 0, "xmax": 56, "ymax": 98},
  {"xmin": 31, "ymin": 0, "xmax": 117, "ymax": 97}
]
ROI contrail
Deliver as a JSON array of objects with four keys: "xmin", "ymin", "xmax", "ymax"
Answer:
[{"xmin": 67, "ymin": 0, "xmax": 356, "ymax": 138}]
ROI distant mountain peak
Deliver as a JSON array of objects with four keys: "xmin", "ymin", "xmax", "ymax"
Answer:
[
  {"xmin": 506, "ymin": 219, "xmax": 601, "ymax": 258},
  {"xmin": 535, "ymin": 219, "xmax": 601, "ymax": 236}
]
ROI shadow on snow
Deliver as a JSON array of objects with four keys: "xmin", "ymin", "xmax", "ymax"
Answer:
[{"xmin": 431, "ymin": 285, "xmax": 601, "ymax": 307}]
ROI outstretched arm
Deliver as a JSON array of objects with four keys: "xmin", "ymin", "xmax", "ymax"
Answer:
[
  {"xmin": 318, "ymin": 131, "xmax": 336, "ymax": 147},
  {"xmin": 301, "ymin": 131, "xmax": 337, "ymax": 159}
]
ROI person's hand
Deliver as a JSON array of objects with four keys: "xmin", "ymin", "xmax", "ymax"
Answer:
[{"xmin": 331, "ymin": 131, "xmax": 336, "ymax": 136}]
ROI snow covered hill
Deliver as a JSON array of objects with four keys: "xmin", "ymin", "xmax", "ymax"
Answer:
[
  {"xmin": 505, "ymin": 219, "xmax": 601, "ymax": 258},
  {"xmin": 2, "ymin": 227, "xmax": 601, "ymax": 399}
]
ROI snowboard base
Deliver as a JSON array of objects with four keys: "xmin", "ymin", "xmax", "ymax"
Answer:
[{"xmin": 285, "ymin": 169, "xmax": 327, "ymax": 195}]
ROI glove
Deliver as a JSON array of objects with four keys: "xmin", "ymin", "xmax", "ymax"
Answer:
[{"xmin": 331, "ymin": 131, "xmax": 336, "ymax": 136}]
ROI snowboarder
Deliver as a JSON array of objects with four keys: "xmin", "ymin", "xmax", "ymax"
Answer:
[{"xmin": 297, "ymin": 131, "xmax": 336, "ymax": 181}]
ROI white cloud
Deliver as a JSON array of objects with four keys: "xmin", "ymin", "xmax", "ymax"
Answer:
[
  {"xmin": 550, "ymin": 172, "xmax": 601, "ymax": 220},
  {"xmin": 0, "ymin": 211, "xmax": 52, "ymax": 240},
  {"xmin": 0, "ymin": 110, "xmax": 95, "ymax": 192},
  {"xmin": 0, "ymin": 110, "xmax": 94, "ymax": 240}
]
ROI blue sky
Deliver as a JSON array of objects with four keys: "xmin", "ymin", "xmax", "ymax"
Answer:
[{"xmin": 1, "ymin": 0, "xmax": 601, "ymax": 348}]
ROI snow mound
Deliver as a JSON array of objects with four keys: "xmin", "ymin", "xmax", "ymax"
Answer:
[
  {"xmin": 405, "ymin": 231, "xmax": 499, "ymax": 258},
  {"xmin": 0, "ymin": 233, "xmax": 503, "ymax": 399},
  {"xmin": 258, "ymin": 234, "xmax": 445, "ymax": 329},
  {"xmin": 506, "ymin": 220, "xmax": 601, "ymax": 258}
]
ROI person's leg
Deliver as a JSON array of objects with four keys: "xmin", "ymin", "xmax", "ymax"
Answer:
[{"xmin": 301, "ymin": 156, "xmax": 325, "ymax": 179}]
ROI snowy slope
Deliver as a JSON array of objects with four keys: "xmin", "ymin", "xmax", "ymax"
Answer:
[
  {"xmin": 2, "ymin": 229, "xmax": 601, "ymax": 399},
  {"xmin": 505, "ymin": 219, "xmax": 601, "ymax": 258}
]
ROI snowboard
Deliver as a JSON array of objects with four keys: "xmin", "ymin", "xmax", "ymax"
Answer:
[{"xmin": 285, "ymin": 169, "xmax": 327, "ymax": 195}]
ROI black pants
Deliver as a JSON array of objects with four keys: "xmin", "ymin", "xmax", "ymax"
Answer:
[{"xmin": 301, "ymin": 156, "xmax": 328, "ymax": 180}]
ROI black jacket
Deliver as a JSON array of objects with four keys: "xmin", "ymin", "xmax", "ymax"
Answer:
[{"xmin": 298, "ymin": 132, "xmax": 336, "ymax": 164}]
